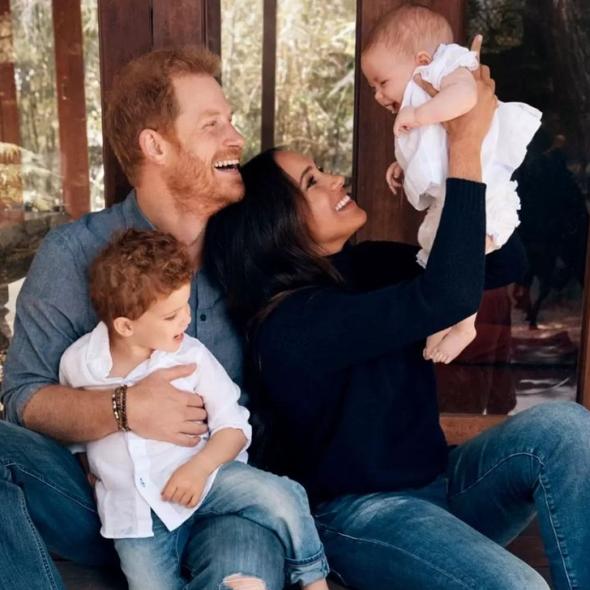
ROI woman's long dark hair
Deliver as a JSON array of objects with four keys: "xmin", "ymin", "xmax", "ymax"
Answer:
[
  {"xmin": 206, "ymin": 149, "xmax": 344, "ymax": 469},
  {"xmin": 205, "ymin": 148, "xmax": 342, "ymax": 333}
]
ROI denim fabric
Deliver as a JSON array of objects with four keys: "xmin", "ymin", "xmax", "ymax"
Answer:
[
  {"xmin": 1, "ymin": 192, "xmax": 246, "ymax": 424},
  {"xmin": 315, "ymin": 402, "xmax": 590, "ymax": 590},
  {"xmin": 0, "ymin": 193, "xmax": 284, "ymax": 589},
  {"xmin": 116, "ymin": 461, "xmax": 329, "ymax": 589},
  {"xmin": 0, "ymin": 421, "xmax": 286, "ymax": 590}
]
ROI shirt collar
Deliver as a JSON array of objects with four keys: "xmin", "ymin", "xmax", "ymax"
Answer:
[
  {"xmin": 85, "ymin": 321, "xmax": 171, "ymax": 382},
  {"xmin": 121, "ymin": 190, "xmax": 156, "ymax": 231},
  {"xmin": 86, "ymin": 321, "xmax": 115, "ymax": 380}
]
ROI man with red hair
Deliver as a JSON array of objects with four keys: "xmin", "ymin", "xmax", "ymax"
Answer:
[{"xmin": 1, "ymin": 47, "xmax": 283, "ymax": 590}]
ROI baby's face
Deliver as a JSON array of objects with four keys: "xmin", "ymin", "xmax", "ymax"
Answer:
[{"xmin": 361, "ymin": 43, "xmax": 417, "ymax": 114}]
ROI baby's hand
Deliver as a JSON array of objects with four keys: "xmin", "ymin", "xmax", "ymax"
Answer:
[
  {"xmin": 385, "ymin": 161, "xmax": 403, "ymax": 195},
  {"xmin": 485, "ymin": 234, "xmax": 499, "ymax": 254},
  {"xmin": 394, "ymin": 106, "xmax": 420, "ymax": 136},
  {"xmin": 161, "ymin": 459, "xmax": 210, "ymax": 508}
]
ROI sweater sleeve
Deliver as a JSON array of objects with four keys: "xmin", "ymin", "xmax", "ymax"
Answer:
[
  {"xmin": 484, "ymin": 231, "xmax": 528, "ymax": 290},
  {"xmin": 256, "ymin": 178, "xmax": 486, "ymax": 373}
]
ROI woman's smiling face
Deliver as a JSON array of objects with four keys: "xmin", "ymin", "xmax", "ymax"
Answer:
[{"xmin": 274, "ymin": 151, "xmax": 367, "ymax": 255}]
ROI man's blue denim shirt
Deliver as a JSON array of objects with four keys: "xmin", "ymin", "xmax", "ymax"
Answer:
[{"xmin": 1, "ymin": 193, "xmax": 245, "ymax": 425}]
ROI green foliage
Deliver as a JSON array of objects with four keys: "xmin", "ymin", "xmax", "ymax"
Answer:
[
  {"xmin": 9, "ymin": 0, "xmax": 61, "ymax": 211},
  {"xmin": 81, "ymin": 0, "xmax": 105, "ymax": 211},
  {"xmin": 276, "ymin": 0, "xmax": 356, "ymax": 176},
  {"xmin": 222, "ymin": 0, "xmax": 356, "ymax": 175},
  {"xmin": 221, "ymin": 0, "xmax": 264, "ymax": 162},
  {"xmin": 5, "ymin": 0, "xmax": 103, "ymax": 212},
  {"xmin": 6, "ymin": 0, "xmax": 355, "ymax": 214}
]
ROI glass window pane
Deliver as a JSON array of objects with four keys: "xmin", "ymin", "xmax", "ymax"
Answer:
[
  {"xmin": 221, "ymin": 0, "xmax": 263, "ymax": 162},
  {"xmin": 437, "ymin": 0, "xmax": 589, "ymax": 415},
  {"xmin": 276, "ymin": 0, "xmax": 356, "ymax": 177},
  {"xmin": 0, "ymin": 0, "xmax": 101, "ymax": 379},
  {"xmin": 82, "ymin": 0, "xmax": 104, "ymax": 211}
]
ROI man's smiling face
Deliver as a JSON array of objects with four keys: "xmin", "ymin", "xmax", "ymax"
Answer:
[{"xmin": 163, "ymin": 74, "xmax": 246, "ymax": 216}]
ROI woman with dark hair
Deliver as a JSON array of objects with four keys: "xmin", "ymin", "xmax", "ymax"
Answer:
[{"xmin": 206, "ymin": 67, "xmax": 590, "ymax": 590}]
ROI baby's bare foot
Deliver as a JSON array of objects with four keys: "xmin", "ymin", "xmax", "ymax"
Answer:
[
  {"xmin": 431, "ymin": 325, "xmax": 477, "ymax": 364},
  {"xmin": 424, "ymin": 329, "xmax": 450, "ymax": 360}
]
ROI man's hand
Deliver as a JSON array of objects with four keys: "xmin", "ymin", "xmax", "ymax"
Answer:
[
  {"xmin": 385, "ymin": 161, "xmax": 403, "ymax": 194},
  {"xmin": 126, "ymin": 364, "xmax": 208, "ymax": 447},
  {"xmin": 393, "ymin": 106, "xmax": 420, "ymax": 136},
  {"xmin": 161, "ymin": 458, "xmax": 210, "ymax": 508}
]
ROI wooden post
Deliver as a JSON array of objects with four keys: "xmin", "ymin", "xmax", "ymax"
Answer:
[
  {"xmin": 152, "ymin": 0, "xmax": 206, "ymax": 49},
  {"xmin": 98, "ymin": 0, "xmax": 152, "ymax": 206},
  {"xmin": 353, "ymin": 0, "xmax": 466, "ymax": 244},
  {"xmin": 0, "ymin": 0, "xmax": 20, "ymax": 146},
  {"xmin": 206, "ymin": 0, "xmax": 222, "ymax": 58},
  {"xmin": 52, "ymin": 0, "xmax": 91, "ymax": 220},
  {"xmin": 98, "ymin": 0, "xmax": 221, "ymax": 206},
  {"xmin": 0, "ymin": 0, "xmax": 22, "ymax": 215},
  {"xmin": 261, "ymin": 0, "xmax": 277, "ymax": 150}
]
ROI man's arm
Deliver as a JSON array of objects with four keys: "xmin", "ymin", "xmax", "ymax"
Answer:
[
  {"xmin": 2, "ymin": 228, "xmax": 207, "ymax": 446},
  {"xmin": 24, "ymin": 367, "xmax": 205, "ymax": 445}
]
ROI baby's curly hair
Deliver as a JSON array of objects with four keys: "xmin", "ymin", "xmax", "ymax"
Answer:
[{"xmin": 90, "ymin": 229, "xmax": 193, "ymax": 326}]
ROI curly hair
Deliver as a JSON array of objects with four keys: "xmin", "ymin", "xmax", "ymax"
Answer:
[
  {"xmin": 105, "ymin": 46, "xmax": 220, "ymax": 185},
  {"xmin": 90, "ymin": 229, "xmax": 193, "ymax": 325}
]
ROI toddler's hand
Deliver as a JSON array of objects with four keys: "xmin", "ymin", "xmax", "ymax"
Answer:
[
  {"xmin": 162, "ymin": 459, "xmax": 210, "ymax": 508},
  {"xmin": 394, "ymin": 106, "xmax": 420, "ymax": 136},
  {"xmin": 385, "ymin": 161, "xmax": 403, "ymax": 194}
]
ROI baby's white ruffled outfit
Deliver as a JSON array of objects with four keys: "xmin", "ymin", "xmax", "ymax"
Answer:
[{"xmin": 394, "ymin": 43, "xmax": 542, "ymax": 267}]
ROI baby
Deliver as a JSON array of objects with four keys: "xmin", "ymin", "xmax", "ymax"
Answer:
[
  {"xmin": 361, "ymin": 3, "xmax": 541, "ymax": 364},
  {"xmin": 59, "ymin": 229, "xmax": 329, "ymax": 590}
]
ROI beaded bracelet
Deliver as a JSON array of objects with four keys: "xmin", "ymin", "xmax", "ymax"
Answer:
[{"xmin": 112, "ymin": 384, "xmax": 130, "ymax": 432}]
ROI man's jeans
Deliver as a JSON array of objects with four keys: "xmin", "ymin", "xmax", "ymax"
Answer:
[
  {"xmin": 0, "ymin": 421, "xmax": 286, "ymax": 590},
  {"xmin": 315, "ymin": 402, "xmax": 590, "ymax": 590},
  {"xmin": 115, "ymin": 461, "xmax": 329, "ymax": 590}
]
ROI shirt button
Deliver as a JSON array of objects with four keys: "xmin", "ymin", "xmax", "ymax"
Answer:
[{"xmin": 199, "ymin": 314, "xmax": 207, "ymax": 322}]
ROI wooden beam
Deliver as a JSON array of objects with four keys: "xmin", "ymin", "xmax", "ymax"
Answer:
[
  {"xmin": 0, "ymin": 0, "xmax": 20, "ymax": 146},
  {"xmin": 206, "ymin": 0, "xmax": 222, "ymax": 57},
  {"xmin": 98, "ymin": 1, "xmax": 221, "ymax": 207},
  {"xmin": 52, "ymin": 0, "xmax": 91, "ymax": 220},
  {"xmin": 261, "ymin": 0, "xmax": 277, "ymax": 151},
  {"xmin": 353, "ymin": 0, "xmax": 467, "ymax": 245},
  {"xmin": 152, "ymin": 1, "xmax": 205, "ymax": 49},
  {"xmin": 431, "ymin": 0, "xmax": 467, "ymax": 43},
  {"xmin": 0, "ymin": 0, "xmax": 22, "ymax": 216},
  {"xmin": 98, "ymin": 0, "xmax": 152, "ymax": 206},
  {"xmin": 353, "ymin": 0, "xmax": 422, "ymax": 244}
]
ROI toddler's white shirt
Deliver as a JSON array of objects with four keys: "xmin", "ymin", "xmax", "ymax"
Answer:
[{"xmin": 59, "ymin": 322, "xmax": 251, "ymax": 539}]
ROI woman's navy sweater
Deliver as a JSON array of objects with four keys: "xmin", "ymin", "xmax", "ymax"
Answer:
[{"xmin": 251, "ymin": 179, "xmax": 527, "ymax": 505}]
